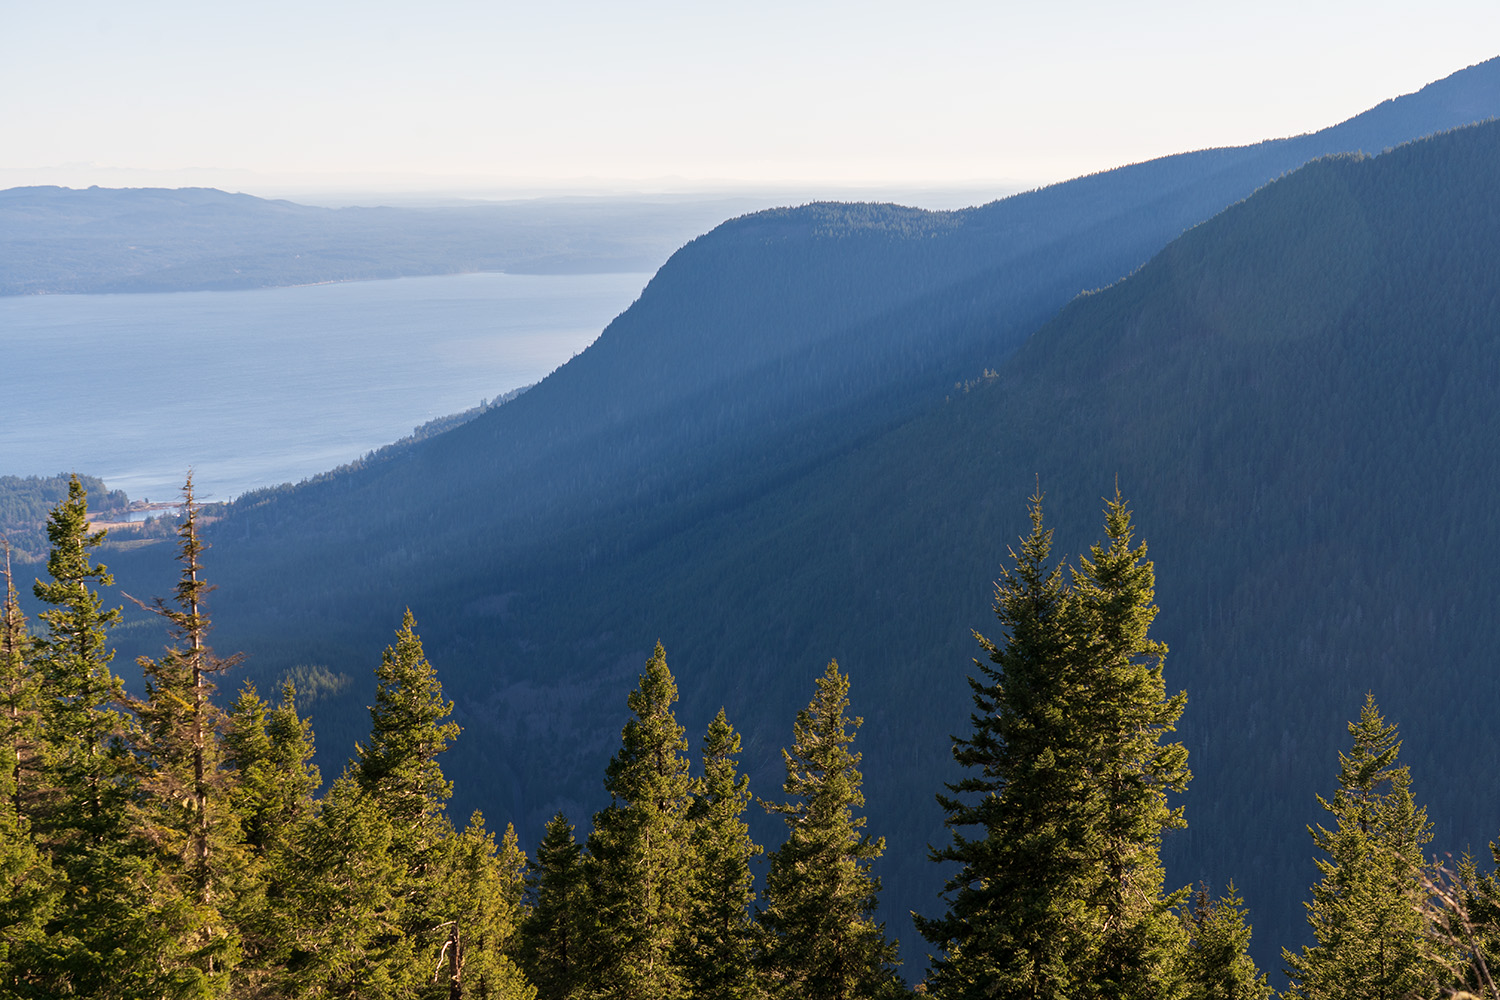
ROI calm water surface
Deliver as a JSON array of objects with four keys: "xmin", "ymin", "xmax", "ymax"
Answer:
[{"xmin": 1, "ymin": 272, "xmax": 650, "ymax": 501}]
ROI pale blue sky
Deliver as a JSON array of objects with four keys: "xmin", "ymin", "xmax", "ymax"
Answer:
[{"xmin": 3, "ymin": 0, "xmax": 1497, "ymax": 200}]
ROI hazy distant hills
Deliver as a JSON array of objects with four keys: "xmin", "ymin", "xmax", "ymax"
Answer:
[
  {"xmin": 5, "ymin": 58, "xmax": 1498, "ymax": 300},
  {"xmin": 79, "ymin": 57, "xmax": 1500, "ymax": 974},
  {"xmin": 0, "ymin": 187, "xmax": 767, "ymax": 294}
]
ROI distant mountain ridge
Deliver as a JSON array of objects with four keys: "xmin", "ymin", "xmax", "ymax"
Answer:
[
  {"xmin": 0, "ymin": 187, "xmax": 766, "ymax": 293},
  {"xmin": 74, "ymin": 58, "xmax": 1500, "ymax": 976}
]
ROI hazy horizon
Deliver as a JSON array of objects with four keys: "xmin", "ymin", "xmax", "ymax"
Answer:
[{"xmin": 6, "ymin": 2, "xmax": 1498, "ymax": 207}]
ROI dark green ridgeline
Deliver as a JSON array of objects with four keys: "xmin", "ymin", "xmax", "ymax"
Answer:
[{"xmin": 88, "ymin": 65, "xmax": 1500, "ymax": 975}]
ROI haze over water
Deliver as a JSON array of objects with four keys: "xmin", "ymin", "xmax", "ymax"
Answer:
[{"xmin": 2, "ymin": 271, "xmax": 650, "ymax": 501}]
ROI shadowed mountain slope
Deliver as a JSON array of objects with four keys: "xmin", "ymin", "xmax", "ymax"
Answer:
[{"xmin": 526, "ymin": 119, "xmax": 1500, "ymax": 971}]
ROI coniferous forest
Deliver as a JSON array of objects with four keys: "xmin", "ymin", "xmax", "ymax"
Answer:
[{"xmin": 6, "ymin": 474, "xmax": 1500, "ymax": 998}]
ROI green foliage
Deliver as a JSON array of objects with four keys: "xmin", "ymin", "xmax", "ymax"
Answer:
[
  {"xmin": 759, "ymin": 660, "xmax": 903, "ymax": 1000},
  {"xmin": 919, "ymin": 495, "xmax": 1189, "ymax": 1000},
  {"xmin": 1178, "ymin": 883, "xmax": 1270, "ymax": 1000},
  {"xmin": 584, "ymin": 641, "xmax": 696, "ymax": 1000},
  {"xmin": 430, "ymin": 813, "xmax": 537, "ymax": 1000},
  {"xmin": 282, "ymin": 774, "xmax": 405, "ymax": 999},
  {"xmin": 519, "ymin": 812, "xmax": 588, "ymax": 1000},
  {"xmin": 681, "ymin": 708, "xmax": 764, "ymax": 1000},
  {"xmin": 355, "ymin": 609, "xmax": 459, "ymax": 843},
  {"xmin": 1283, "ymin": 695, "xmax": 1447, "ymax": 1000},
  {"xmin": 128, "ymin": 477, "xmax": 245, "ymax": 990},
  {"xmin": 30, "ymin": 475, "xmax": 129, "ymax": 843},
  {"xmin": 0, "ymin": 552, "xmax": 57, "ymax": 991},
  {"xmin": 1071, "ymin": 494, "xmax": 1190, "ymax": 998},
  {"xmin": 917, "ymin": 497, "xmax": 1090, "ymax": 998},
  {"xmin": 223, "ymin": 680, "xmax": 320, "ymax": 980}
]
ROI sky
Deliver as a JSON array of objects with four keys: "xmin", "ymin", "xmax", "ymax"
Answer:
[{"xmin": 4, "ymin": 1, "xmax": 1499, "ymax": 203}]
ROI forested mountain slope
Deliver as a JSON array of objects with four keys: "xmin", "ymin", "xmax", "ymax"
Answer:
[
  {"xmin": 204, "ymin": 56, "xmax": 1500, "ymax": 585},
  {"xmin": 81, "ymin": 61, "xmax": 1500, "ymax": 971},
  {"xmin": 529, "ymin": 118, "xmax": 1500, "ymax": 969}
]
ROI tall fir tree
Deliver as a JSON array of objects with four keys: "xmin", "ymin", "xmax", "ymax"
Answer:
[
  {"xmin": 1178, "ymin": 883, "xmax": 1270, "ymax": 1000},
  {"xmin": 429, "ymin": 812, "xmax": 537, "ymax": 1000},
  {"xmin": 518, "ymin": 812, "xmax": 588, "ymax": 1000},
  {"xmin": 352, "ymin": 609, "xmax": 463, "ymax": 995},
  {"xmin": 759, "ymin": 660, "xmax": 902, "ymax": 1000},
  {"xmin": 0, "ymin": 540, "xmax": 58, "ymax": 992},
  {"xmin": 128, "ymin": 475, "xmax": 245, "ymax": 989},
  {"xmin": 585, "ymin": 641, "xmax": 696, "ymax": 1000},
  {"xmin": 223, "ymin": 680, "xmax": 322, "ymax": 985},
  {"xmin": 30, "ymin": 474, "xmax": 128, "ymax": 846},
  {"xmin": 917, "ymin": 495, "xmax": 1092, "ymax": 998},
  {"xmin": 1069, "ymin": 492, "xmax": 1190, "ymax": 998},
  {"xmin": 681, "ymin": 708, "xmax": 763, "ymax": 1000},
  {"xmin": 919, "ymin": 493, "xmax": 1191, "ymax": 1000},
  {"xmin": 25, "ymin": 475, "xmax": 192, "ymax": 998},
  {"xmin": 1283, "ymin": 694, "xmax": 1448, "ymax": 1000}
]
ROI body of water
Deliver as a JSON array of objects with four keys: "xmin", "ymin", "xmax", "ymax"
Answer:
[{"xmin": 1, "ymin": 271, "xmax": 650, "ymax": 501}]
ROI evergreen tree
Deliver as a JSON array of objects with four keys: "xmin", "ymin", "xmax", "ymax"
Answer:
[
  {"xmin": 353, "ymin": 609, "xmax": 462, "ymax": 995},
  {"xmin": 918, "ymin": 493, "xmax": 1191, "ymax": 1000},
  {"xmin": 30, "ymin": 474, "xmax": 128, "ymax": 846},
  {"xmin": 1283, "ymin": 694, "xmax": 1447, "ymax": 1000},
  {"xmin": 917, "ymin": 495, "xmax": 1092, "ymax": 998},
  {"xmin": 759, "ymin": 660, "xmax": 902, "ymax": 1000},
  {"xmin": 430, "ymin": 812, "xmax": 536, "ymax": 1000},
  {"xmin": 1, "ymin": 539, "xmax": 40, "ymax": 821},
  {"xmin": 585, "ymin": 641, "xmax": 695, "ymax": 1000},
  {"xmin": 283, "ymin": 774, "xmax": 406, "ymax": 999},
  {"xmin": 0, "ymin": 540, "xmax": 58, "ymax": 992},
  {"xmin": 518, "ymin": 812, "xmax": 587, "ymax": 1000},
  {"xmin": 356, "ymin": 609, "xmax": 459, "ymax": 855},
  {"xmin": 223, "ymin": 680, "xmax": 322, "ymax": 984},
  {"xmin": 681, "ymin": 708, "xmax": 763, "ymax": 1000},
  {"xmin": 1070, "ymin": 492, "xmax": 1190, "ymax": 998},
  {"xmin": 128, "ymin": 475, "xmax": 245, "ymax": 988},
  {"xmin": 1178, "ymin": 883, "xmax": 1270, "ymax": 1000},
  {"xmin": 226, "ymin": 680, "xmax": 322, "ymax": 860}
]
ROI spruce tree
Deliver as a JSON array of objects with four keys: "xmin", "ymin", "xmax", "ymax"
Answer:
[
  {"xmin": 223, "ymin": 680, "xmax": 322, "ymax": 982},
  {"xmin": 585, "ymin": 641, "xmax": 695, "ymax": 1000},
  {"xmin": 919, "ymin": 493, "xmax": 1191, "ymax": 1000},
  {"xmin": 1178, "ymin": 883, "xmax": 1270, "ymax": 1000},
  {"xmin": 30, "ymin": 474, "xmax": 128, "ymax": 846},
  {"xmin": 26, "ymin": 475, "xmax": 179, "ymax": 997},
  {"xmin": 225, "ymin": 680, "xmax": 321, "ymax": 860},
  {"xmin": 128, "ymin": 475, "xmax": 245, "ymax": 987},
  {"xmin": 353, "ymin": 609, "xmax": 462, "ymax": 994},
  {"xmin": 355, "ymin": 608, "xmax": 459, "ymax": 856},
  {"xmin": 431, "ymin": 812, "xmax": 537, "ymax": 1000},
  {"xmin": 681, "ymin": 708, "xmax": 763, "ymax": 1000},
  {"xmin": 759, "ymin": 659, "xmax": 902, "ymax": 1000},
  {"xmin": 1070, "ymin": 492, "xmax": 1190, "ymax": 998},
  {"xmin": 519, "ymin": 812, "xmax": 588, "ymax": 1000},
  {"xmin": 1283, "ymin": 694, "xmax": 1447, "ymax": 1000},
  {"xmin": 0, "ymin": 540, "xmax": 57, "ymax": 991},
  {"xmin": 917, "ymin": 495, "xmax": 1092, "ymax": 998},
  {"xmin": 283, "ymin": 774, "xmax": 405, "ymax": 999}
]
